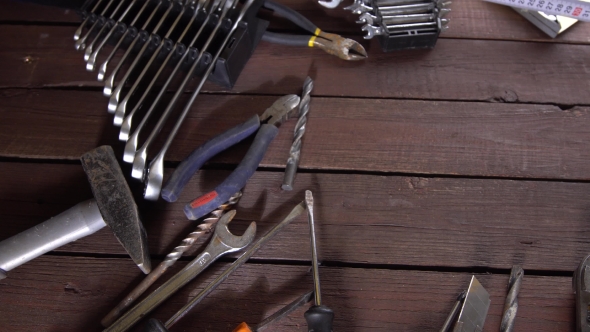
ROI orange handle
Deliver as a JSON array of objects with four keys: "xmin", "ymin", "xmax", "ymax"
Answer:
[{"xmin": 232, "ymin": 322, "xmax": 252, "ymax": 332}]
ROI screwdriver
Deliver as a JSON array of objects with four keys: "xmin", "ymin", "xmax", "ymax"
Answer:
[{"xmin": 304, "ymin": 190, "xmax": 334, "ymax": 332}]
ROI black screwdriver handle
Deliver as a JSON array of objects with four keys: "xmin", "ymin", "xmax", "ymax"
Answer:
[{"xmin": 304, "ymin": 305, "xmax": 334, "ymax": 332}]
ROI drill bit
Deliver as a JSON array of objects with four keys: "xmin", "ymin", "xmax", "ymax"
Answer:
[
  {"xmin": 500, "ymin": 265, "xmax": 524, "ymax": 332},
  {"xmin": 101, "ymin": 192, "xmax": 242, "ymax": 327},
  {"xmin": 282, "ymin": 77, "xmax": 314, "ymax": 191}
]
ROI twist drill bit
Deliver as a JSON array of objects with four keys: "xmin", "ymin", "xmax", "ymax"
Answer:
[
  {"xmin": 100, "ymin": 192, "xmax": 242, "ymax": 327},
  {"xmin": 282, "ymin": 77, "xmax": 314, "ymax": 191},
  {"xmin": 500, "ymin": 265, "xmax": 524, "ymax": 332}
]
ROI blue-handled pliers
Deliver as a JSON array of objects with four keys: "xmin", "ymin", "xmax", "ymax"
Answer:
[{"xmin": 162, "ymin": 94, "xmax": 301, "ymax": 220}]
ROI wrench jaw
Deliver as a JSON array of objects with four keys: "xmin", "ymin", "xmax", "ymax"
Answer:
[
  {"xmin": 144, "ymin": 154, "xmax": 165, "ymax": 201},
  {"xmin": 214, "ymin": 210, "xmax": 257, "ymax": 250},
  {"xmin": 132, "ymin": 147, "xmax": 148, "ymax": 180}
]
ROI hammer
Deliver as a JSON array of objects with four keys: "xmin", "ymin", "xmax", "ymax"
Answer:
[{"xmin": 0, "ymin": 146, "xmax": 151, "ymax": 279}]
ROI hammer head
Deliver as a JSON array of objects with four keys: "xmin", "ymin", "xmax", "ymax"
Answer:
[{"xmin": 80, "ymin": 146, "xmax": 151, "ymax": 274}]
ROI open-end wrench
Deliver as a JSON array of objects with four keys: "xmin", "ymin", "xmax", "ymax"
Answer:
[
  {"xmin": 106, "ymin": 0, "xmax": 176, "ymax": 108},
  {"xmin": 96, "ymin": 0, "xmax": 152, "ymax": 79},
  {"xmin": 75, "ymin": 0, "xmax": 117, "ymax": 50},
  {"xmin": 361, "ymin": 24, "xmax": 384, "ymax": 38},
  {"xmin": 318, "ymin": 0, "xmax": 341, "ymax": 9},
  {"xmin": 74, "ymin": 0, "xmax": 105, "ymax": 41},
  {"xmin": 111, "ymin": 0, "xmax": 190, "ymax": 120},
  {"xmin": 83, "ymin": 0, "xmax": 132, "ymax": 61},
  {"xmin": 86, "ymin": 0, "xmax": 139, "ymax": 69},
  {"xmin": 127, "ymin": 0, "xmax": 229, "ymax": 169},
  {"xmin": 116, "ymin": 0, "xmax": 208, "ymax": 129},
  {"xmin": 137, "ymin": 0, "xmax": 253, "ymax": 201},
  {"xmin": 102, "ymin": 0, "xmax": 163, "ymax": 92},
  {"xmin": 344, "ymin": 0, "xmax": 372, "ymax": 14},
  {"xmin": 103, "ymin": 210, "xmax": 256, "ymax": 332}
]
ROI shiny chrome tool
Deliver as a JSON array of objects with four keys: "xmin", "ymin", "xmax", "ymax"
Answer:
[
  {"xmin": 75, "ymin": 0, "xmax": 116, "ymax": 50},
  {"xmin": 86, "ymin": 0, "xmax": 140, "ymax": 70},
  {"xmin": 83, "ymin": 0, "xmax": 133, "ymax": 61},
  {"xmin": 440, "ymin": 276, "xmax": 491, "ymax": 332},
  {"xmin": 103, "ymin": 210, "xmax": 256, "ymax": 332},
  {"xmin": 100, "ymin": 191, "xmax": 241, "ymax": 327},
  {"xmin": 318, "ymin": 0, "xmax": 342, "ymax": 8},
  {"xmin": 574, "ymin": 254, "xmax": 590, "ymax": 332},
  {"xmin": 500, "ymin": 266, "xmax": 523, "ymax": 332},
  {"xmin": 106, "ymin": 0, "xmax": 177, "ymax": 109},
  {"xmin": 282, "ymin": 77, "xmax": 313, "ymax": 191},
  {"xmin": 74, "ymin": 0, "xmax": 106, "ymax": 41},
  {"xmin": 95, "ymin": 0, "xmax": 152, "ymax": 78},
  {"xmin": 101, "ymin": 0, "xmax": 163, "ymax": 91}
]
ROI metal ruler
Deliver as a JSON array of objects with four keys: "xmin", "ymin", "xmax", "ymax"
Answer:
[{"xmin": 483, "ymin": 0, "xmax": 590, "ymax": 22}]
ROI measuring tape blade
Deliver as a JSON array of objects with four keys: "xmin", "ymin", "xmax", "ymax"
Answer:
[{"xmin": 483, "ymin": 0, "xmax": 590, "ymax": 22}]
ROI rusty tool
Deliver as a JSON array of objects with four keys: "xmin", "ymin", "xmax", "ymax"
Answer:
[
  {"xmin": 500, "ymin": 266, "xmax": 523, "ymax": 332},
  {"xmin": 0, "ymin": 146, "xmax": 151, "ymax": 279},
  {"xmin": 282, "ymin": 77, "xmax": 313, "ymax": 191},
  {"xmin": 104, "ymin": 210, "xmax": 256, "ymax": 332},
  {"xmin": 100, "ymin": 191, "xmax": 242, "ymax": 327}
]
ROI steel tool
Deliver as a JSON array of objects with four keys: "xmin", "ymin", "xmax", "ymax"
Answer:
[
  {"xmin": 83, "ymin": 0, "xmax": 133, "ymax": 61},
  {"xmin": 282, "ymin": 77, "xmax": 313, "ymax": 191},
  {"xmin": 500, "ymin": 266, "xmax": 523, "ymax": 332},
  {"xmin": 86, "ymin": 0, "xmax": 140, "ymax": 70},
  {"xmin": 74, "ymin": 0, "xmax": 106, "ymax": 41},
  {"xmin": 95, "ymin": 0, "xmax": 152, "ymax": 78},
  {"xmin": 102, "ymin": 0, "xmax": 164, "ymax": 92},
  {"xmin": 161, "ymin": 94, "xmax": 300, "ymax": 219},
  {"xmin": 303, "ymin": 190, "xmax": 334, "ymax": 332},
  {"xmin": 318, "ymin": 0, "xmax": 342, "ymax": 9},
  {"xmin": 110, "ymin": 0, "xmax": 191, "ymax": 118},
  {"xmin": 262, "ymin": 1, "xmax": 367, "ymax": 61},
  {"xmin": 115, "ymin": 0, "xmax": 207, "ymax": 127},
  {"xmin": 344, "ymin": 0, "xmax": 372, "ymax": 14},
  {"xmin": 104, "ymin": 210, "xmax": 256, "ymax": 332},
  {"xmin": 134, "ymin": 0, "xmax": 260, "ymax": 203},
  {"xmin": 118, "ymin": 0, "xmax": 219, "ymax": 134},
  {"xmin": 101, "ymin": 191, "xmax": 242, "ymax": 327},
  {"xmin": 440, "ymin": 276, "xmax": 490, "ymax": 332},
  {"xmin": 0, "ymin": 146, "xmax": 151, "ymax": 279},
  {"xmin": 106, "ymin": 0, "xmax": 178, "ymax": 110},
  {"xmin": 75, "ymin": 0, "xmax": 117, "ymax": 50},
  {"xmin": 163, "ymin": 200, "xmax": 306, "ymax": 329},
  {"xmin": 574, "ymin": 254, "xmax": 590, "ymax": 332}
]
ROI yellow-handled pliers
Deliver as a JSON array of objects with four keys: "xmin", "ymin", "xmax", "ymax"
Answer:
[{"xmin": 262, "ymin": 0, "xmax": 367, "ymax": 61}]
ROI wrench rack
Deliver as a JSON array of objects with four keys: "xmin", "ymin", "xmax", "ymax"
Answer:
[
  {"xmin": 73, "ymin": 0, "xmax": 267, "ymax": 201},
  {"xmin": 351, "ymin": 0, "xmax": 451, "ymax": 51}
]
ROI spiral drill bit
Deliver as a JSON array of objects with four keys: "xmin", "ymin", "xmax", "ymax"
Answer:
[
  {"xmin": 282, "ymin": 77, "xmax": 314, "ymax": 191},
  {"xmin": 500, "ymin": 265, "xmax": 524, "ymax": 332},
  {"xmin": 100, "ymin": 191, "xmax": 242, "ymax": 327}
]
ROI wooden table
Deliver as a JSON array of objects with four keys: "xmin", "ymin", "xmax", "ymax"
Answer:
[{"xmin": 0, "ymin": 0, "xmax": 589, "ymax": 330}]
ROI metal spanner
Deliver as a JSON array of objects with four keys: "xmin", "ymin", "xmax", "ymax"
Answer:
[
  {"xmin": 318, "ymin": 0, "xmax": 342, "ymax": 9},
  {"xmin": 74, "ymin": 0, "xmax": 105, "ymax": 41},
  {"xmin": 103, "ymin": 210, "xmax": 256, "ymax": 332},
  {"xmin": 82, "ymin": 0, "xmax": 132, "ymax": 61},
  {"xmin": 75, "ymin": 0, "xmax": 116, "ymax": 50}
]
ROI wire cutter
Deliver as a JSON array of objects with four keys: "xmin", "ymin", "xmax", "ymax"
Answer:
[
  {"xmin": 161, "ymin": 94, "xmax": 301, "ymax": 220},
  {"xmin": 262, "ymin": 0, "xmax": 367, "ymax": 61}
]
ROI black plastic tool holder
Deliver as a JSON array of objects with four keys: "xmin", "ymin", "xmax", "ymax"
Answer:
[
  {"xmin": 376, "ymin": 19, "xmax": 441, "ymax": 52},
  {"xmin": 75, "ymin": 0, "xmax": 267, "ymax": 89}
]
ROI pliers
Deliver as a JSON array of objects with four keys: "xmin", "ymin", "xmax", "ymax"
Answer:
[
  {"xmin": 262, "ymin": 0, "xmax": 367, "ymax": 61},
  {"xmin": 161, "ymin": 94, "xmax": 301, "ymax": 220}
]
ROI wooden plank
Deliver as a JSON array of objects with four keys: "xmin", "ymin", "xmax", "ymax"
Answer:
[
  {"xmin": 2, "ymin": 162, "xmax": 590, "ymax": 271},
  {"xmin": 0, "ymin": 256, "xmax": 575, "ymax": 331},
  {"xmin": 2, "ymin": 89, "xmax": 590, "ymax": 180},
  {"xmin": 1, "ymin": 26, "xmax": 589, "ymax": 105},
  {"xmin": 1, "ymin": 0, "xmax": 589, "ymax": 45}
]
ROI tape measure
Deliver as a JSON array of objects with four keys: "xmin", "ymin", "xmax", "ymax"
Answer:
[{"xmin": 483, "ymin": 0, "xmax": 590, "ymax": 22}]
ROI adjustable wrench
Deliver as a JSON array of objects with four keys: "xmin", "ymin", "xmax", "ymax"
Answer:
[
  {"xmin": 86, "ymin": 0, "xmax": 139, "ymax": 70},
  {"xmin": 116, "ymin": 0, "xmax": 208, "ymax": 128},
  {"xmin": 96, "ymin": 0, "xmax": 152, "ymax": 80},
  {"xmin": 75, "ymin": 0, "xmax": 116, "ymax": 50},
  {"xmin": 103, "ymin": 210, "xmax": 256, "ymax": 332},
  {"xmin": 112, "ymin": 0, "xmax": 190, "ymax": 120},
  {"xmin": 106, "ymin": 0, "xmax": 177, "ymax": 110},
  {"xmin": 82, "ymin": 0, "xmax": 132, "ymax": 61},
  {"xmin": 102, "ymin": 0, "xmax": 163, "ymax": 93},
  {"xmin": 74, "ymin": 0, "xmax": 105, "ymax": 41}
]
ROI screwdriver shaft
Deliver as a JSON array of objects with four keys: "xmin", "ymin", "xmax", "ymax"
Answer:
[{"xmin": 305, "ymin": 190, "xmax": 321, "ymax": 306}]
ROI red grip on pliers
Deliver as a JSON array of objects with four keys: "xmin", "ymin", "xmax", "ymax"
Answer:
[{"xmin": 189, "ymin": 191, "xmax": 218, "ymax": 209}]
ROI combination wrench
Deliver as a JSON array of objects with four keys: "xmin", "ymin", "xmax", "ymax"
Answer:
[
  {"xmin": 103, "ymin": 210, "xmax": 256, "ymax": 332},
  {"xmin": 111, "ymin": 0, "xmax": 191, "ymax": 120},
  {"xmin": 85, "ymin": 0, "xmax": 140, "ymax": 69},
  {"xmin": 74, "ymin": 0, "xmax": 105, "ymax": 41},
  {"xmin": 82, "ymin": 0, "xmax": 132, "ymax": 61},
  {"xmin": 105, "ymin": 0, "xmax": 176, "ymax": 108},
  {"xmin": 75, "ymin": 0, "xmax": 116, "ymax": 50},
  {"xmin": 102, "ymin": 0, "xmax": 163, "ymax": 92},
  {"xmin": 116, "ymin": 0, "xmax": 209, "ymax": 129},
  {"xmin": 95, "ymin": 0, "xmax": 152, "ymax": 79}
]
